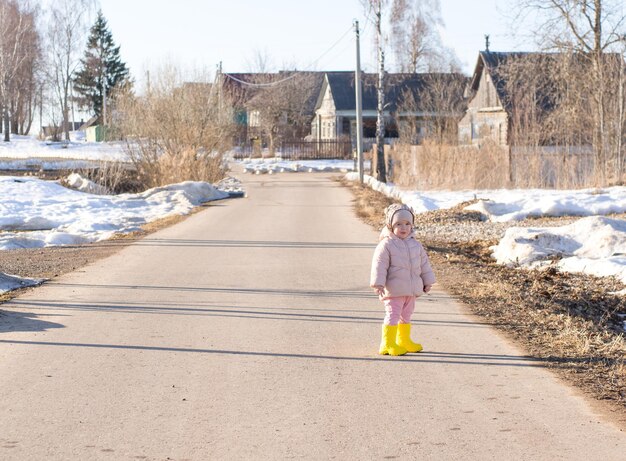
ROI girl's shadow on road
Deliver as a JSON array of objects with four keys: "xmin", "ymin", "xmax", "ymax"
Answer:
[{"xmin": 0, "ymin": 310, "xmax": 65, "ymax": 333}]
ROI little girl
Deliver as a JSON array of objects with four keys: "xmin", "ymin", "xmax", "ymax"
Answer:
[{"xmin": 370, "ymin": 204, "xmax": 436, "ymax": 356}]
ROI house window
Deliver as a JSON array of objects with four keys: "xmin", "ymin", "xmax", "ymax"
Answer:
[{"xmin": 249, "ymin": 110, "xmax": 260, "ymax": 127}]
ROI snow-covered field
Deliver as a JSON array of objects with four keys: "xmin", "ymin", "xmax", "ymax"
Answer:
[
  {"xmin": 0, "ymin": 134, "xmax": 127, "ymax": 165},
  {"xmin": 2, "ymin": 139, "xmax": 626, "ymax": 295}
]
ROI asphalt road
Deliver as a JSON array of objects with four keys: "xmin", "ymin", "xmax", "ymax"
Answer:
[{"xmin": 1, "ymin": 171, "xmax": 625, "ymax": 460}]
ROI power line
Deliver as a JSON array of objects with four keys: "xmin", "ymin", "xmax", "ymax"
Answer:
[
  {"xmin": 223, "ymin": 25, "xmax": 354, "ymax": 88},
  {"xmin": 304, "ymin": 25, "xmax": 354, "ymax": 70},
  {"xmin": 224, "ymin": 73, "xmax": 297, "ymax": 87}
]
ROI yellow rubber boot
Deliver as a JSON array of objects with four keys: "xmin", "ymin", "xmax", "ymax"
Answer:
[
  {"xmin": 396, "ymin": 323, "xmax": 423, "ymax": 353},
  {"xmin": 379, "ymin": 325, "xmax": 407, "ymax": 356}
]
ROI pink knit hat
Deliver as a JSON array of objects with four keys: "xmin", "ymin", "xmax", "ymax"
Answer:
[
  {"xmin": 391, "ymin": 209, "xmax": 414, "ymax": 226},
  {"xmin": 385, "ymin": 204, "xmax": 415, "ymax": 229}
]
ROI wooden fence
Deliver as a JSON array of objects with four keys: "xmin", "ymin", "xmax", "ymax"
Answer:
[{"xmin": 388, "ymin": 143, "xmax": 604, "ymax": 189}]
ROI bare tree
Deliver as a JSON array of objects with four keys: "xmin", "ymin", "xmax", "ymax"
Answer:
[
  {"xmin": 517, "ymin": 0, "xmax": 625, "ymax": 52},
  {"xmin": 45, "ymin": 0, "xmax": 93, "ymax": 141},
  {"xmin": 362, "ymin": 0, "xmax": 461, "ymax": 182},
  {"xmin": 402, "ymin": 73, "xmax": 466, "ymax": 144},
  {"xmin": 9, "ymin": 2, "xmax": 39, "ymax": 135},
  {"xmin": 361, "ymin": 0, "xmax": 388, "ymax": 181},
  {"xmin": 514, "ymin": 0, "xmax": 626, "ymax": 183},
  {"xmin": 115, "ymin": 65, "xmax": 234, "ymax": 188},
  {"xmin": 388, "ymin": 0, "xmax": 459, "ymax": 72},
  {"xmin": 0, "ymin": 0, "xmax": 39, "ymax": 141},
  {"xmin": 245, "ymin": 48, "xmax": 275, "ymax": 73},
  {"xmin": 245, "ymin": 72, "xmax": 320, "ymax": 154}
]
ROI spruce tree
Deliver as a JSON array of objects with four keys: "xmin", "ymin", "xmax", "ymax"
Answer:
[{"xmin": 74, "ymin": 11, "xmax": 130, "ymax": 120}]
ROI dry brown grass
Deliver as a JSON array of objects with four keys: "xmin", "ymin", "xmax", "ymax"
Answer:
[
  {"xmin": 390, "ymin": 140, "xmax": 510, "ymax": 189},
  {"xmin": 345, "ymin": 180, "xmax": 396, "ymax": 228},
  {"xmin": 389, "ymin": 141, "xmax": 609, "ymax": 189},
  {"xmin": 345, "ymin": 179, "xmax": 626, "ymax": 418},
  {"xmin": 115, "ymin": 65, "xmax": 233, "ymax": 190}
]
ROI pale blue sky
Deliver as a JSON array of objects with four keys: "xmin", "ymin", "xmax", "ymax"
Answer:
[{"xmin": 98, "ymin": 0, "xmax": 524, "ymax": 84}]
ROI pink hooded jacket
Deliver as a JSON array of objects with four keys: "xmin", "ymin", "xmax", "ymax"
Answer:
[{"xmin": 370, "ymin": 226, "xmax": 436, "ymax": 298}]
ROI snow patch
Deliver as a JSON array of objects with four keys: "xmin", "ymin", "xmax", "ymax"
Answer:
[
  {"xmin": 465, "ymin": 187, "xmax": 626, "ymax": 222},
  {"xmin": 0, "ymin": 176, "xmax": 229, "ymax": 251},
  {"xmin": 491, "ymin": 216, "xmax": 626, "ymax": 284},
  {"xmin": 0, "ymin": 272, "xmax": 44, "ymax": 294},
  {"xmin": 66, "ymin": 173, "xmax": 111, "ymax": 195},
  {"xmin": 241, "ymin": 158, "xmax": 356, "ymax": 174}
]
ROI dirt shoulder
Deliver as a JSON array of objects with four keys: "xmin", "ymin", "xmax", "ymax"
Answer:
[
  {"xmin": 0, "ymin": 208, "xmax": 208, "ymax": 304},
  {"xmin": 343, "ymin": 178, "xmax": 626, "ymax": 425}
]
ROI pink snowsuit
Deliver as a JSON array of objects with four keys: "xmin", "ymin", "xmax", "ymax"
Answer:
[{"xmin": 370, "ymin": 227, "xmax": 436, "ymax": 325}]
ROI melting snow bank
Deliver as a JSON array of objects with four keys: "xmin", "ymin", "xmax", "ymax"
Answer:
[
  {"xmin": 215, "ymin": 176, "xmax": 246, "ymax": 197},
  {"xmin": 465, "ymin": 186, "xmax": 626, "ymax": 222},
  {"xmin": 0, "ymin": 176, "xmax": 228, "ymax": 250},
  {"xmin": 66, "ymin": 172, "xmax": 111, "ymax": 194},
  {"xmin": 492, "ymin": 216, "xmax": 626, "ymax": 285},
  {"xmin": 344, "ymin": 173, "xmax": 480, "ymax": 213},
  {"xmin": 0, "ymin": 272, "xmax": 44, "ymax": 294},
  {"xmin": 347, "ymin": 173, "xmax": 626, "ymax": 220}
]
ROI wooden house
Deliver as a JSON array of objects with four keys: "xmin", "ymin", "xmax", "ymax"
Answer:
[
  {"xmin": 311, "ymin": 71, "xmax": 467, "ymax": 145},
  {"xmin": 218, "ymin": 70, "xmax": 466, "ymax": 148},
  {"xmin": 458, "ymin": 50, "xmax": 580, "ymax": 146},
  {"xmin": 220, "ymin": 72, "xmax": 326, "ymax": 144},
  {"xmin": 458, "ymin": 51, "xmax": 514, "ymax": 145}
]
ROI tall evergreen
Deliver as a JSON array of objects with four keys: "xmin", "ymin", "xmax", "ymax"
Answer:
[{"xmin": 74, "ymin": 11, "xmax": 130, "ymax": 119}]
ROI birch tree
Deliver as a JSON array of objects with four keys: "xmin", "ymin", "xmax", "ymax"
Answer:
[
  {"xmin": 45, "ymin": 0, "xmax": 93, "ymax": 141},
  {"xmin": 0, "ymin": 0, "xmax": 38, "ymax": 141},
  {"xmin": 389, "ymin": 0, "xmax": 459, "ymax": 72},
  {"xmin": 9, "ymin": 2, "xmax": 39, "ymax": 135},
  {"xmin": 362, "ymin": 0, "xmax": 460, "ymax": 181},
  {"xmin": 361, "ymin": 0, "xmax": 387, "ymax": 182}
]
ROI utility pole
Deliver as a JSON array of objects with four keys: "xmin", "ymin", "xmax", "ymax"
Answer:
[
  {"xmin": 618, "ymin": 35, "xmax": 625, "ymax": 180},
  {"xmin": 354, "ymin": 20, "xmax": 364, "ymax": 183},
  {"xmin": 375, "ymin": 0, "xmax": 386, "ymax": 183},
  {"xmin": 217, "ymin": 61, "xmax": 222, "ymax": 124}
]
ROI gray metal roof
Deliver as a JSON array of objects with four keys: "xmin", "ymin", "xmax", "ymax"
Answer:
[{"xmin": 318, "ymin": 71, "xmax": 467, "ymax": 112}]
